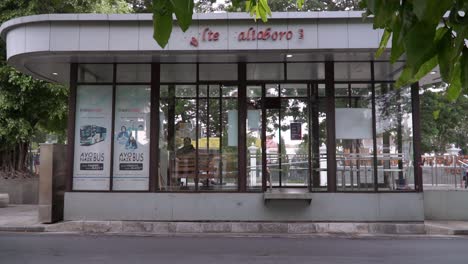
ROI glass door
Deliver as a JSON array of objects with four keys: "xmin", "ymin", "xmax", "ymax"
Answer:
[
  {"xmin": 247, "ymin": 83, "xmax": 316, "ymax": 190},
  {"xmin": 266, "ymin": 84, "xmax": 310, "ymax": 188}
]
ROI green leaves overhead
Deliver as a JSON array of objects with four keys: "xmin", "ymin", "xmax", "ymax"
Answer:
[
  {"xmin": 171, "ymin": 0, "xmax": 194, "ymax": 31},
  {"xmin": 460, "ymin": 47, "xmax": 468, "ymax": 96},
  {"xmin": 152, "ymin": 0, "xmax": 194, "ymax": 48},
  {"xmin": 296, "ymin": 0, "xmax": 304, "ymax": 10},
  {"xmin": 246, "ymin": 0, "xmax": 272, "ymax": 22},
  {"xmin": 362, "ymin": 0, "xmax": 468, "ymax": 101},
  {"xmin": 153, "ymin": 0, "xmax": 173, "ymax": 48}
]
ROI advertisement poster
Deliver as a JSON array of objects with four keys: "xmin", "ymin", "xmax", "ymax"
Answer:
[
  {"xmin": 73, "ymin": 85, "xmax": 113, "ymax": 190},
  {"xmin": 113, "ymin": 86, "xmax": 151, "ymax": 190}
]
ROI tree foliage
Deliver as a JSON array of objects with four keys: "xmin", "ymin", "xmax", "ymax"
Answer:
[
  {"xmin": 0, "ymin": 0, "xmax": 133, "ymax": 177},
  {"xmin": 420, "ymin": 91, "xmax": 468, "ymax": 154},
  {"xmin": 361, "ymin": 0, "xmax": 468, "ymax": 101}
]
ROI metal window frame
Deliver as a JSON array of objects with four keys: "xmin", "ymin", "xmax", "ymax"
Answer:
[{"xmin": 67, "ymin": 61, "xmax": 420, "ymax": 194}]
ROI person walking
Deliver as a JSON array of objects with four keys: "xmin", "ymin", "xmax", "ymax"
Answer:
[
  {"xmin": 34, "ymin": 148, "xmax": 40, "ymax": 176},
  {"xmin": 464, "ymin": 169, "xmax": 468, "ymax": 189}
]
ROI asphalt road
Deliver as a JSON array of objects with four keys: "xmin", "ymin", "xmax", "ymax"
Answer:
[{"xmin": 1, "ymin": 233, "xmax": 467, "ymax": 264}]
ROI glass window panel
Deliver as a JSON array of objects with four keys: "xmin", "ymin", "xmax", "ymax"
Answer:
[
  {"xmin": 112, "ymin": 85, "xmax": 151, "ymax": 191},
  {"xmin": 247, "ymin": 85, "xmax": 262, "ymax": 98},
  {"xmin": 247, "ymin": 86, "xmax": 262, "ymax": 191},
  {"xmin": 335, "ymin": 84, "xmax": 374, "ymax": 191},
  {"xmin": 221, "ymin": 85, "xmax": 238, "ymax": 97},
  {"xmin": 78, "ymin": 64, "xmax": 113, "ymax": 83},
  {"xmin": 265, "ymin": 83, "xmax": 279, "ymax": 97},
  {"xmin": 199, "ymin": 64, "xmax": 237, "ymax": 81},
  {"xmin": 318, "ymin": 84, "xmax": 326, "ymax": 97},
  {"xmin": 265, "ymin": 108, "xmax": 280, "ymax": 188},
  {"xmin": 334, "ymin": 83, "xmax": 349, "ymax": 97},
  {"xmin": 173, "ymin": 99, "xmax": 197, "ymax": 191},
  {"xmin": 158, "ymin": 85, "xmax": 239, "ymax": 192},
  {"xmin": 175, "ymin": 85, "xmax": 196, "ymax": 97},
  {"xmin": 73, "ymin": 85, "xmax": 113, "ymax": 190},
  {"xmin": 375, "ymin": 84, "xmax": 414, "ymax": 191},
  {"xmin": 209, "ymin": 85, "xmax": 220, "ymax": 97},
  {"xmin": 221, "ymin": 98, "xmax": 239, "ymax": 191},
  {"xmin": 287, "ymin": 63, "xmax": 325, "ymax": 80},
  {"xmin": 334, "ymin": 62, "xmax": 371, "ymax": 81},
  {"xmin": 279, "ymin": 99, "xmax": 309, "ymax": 187},
  {"xmin": 161, "ymin": 64, "xmax": 196, "ymax": 82},
  {"xmin": 116, "ymin": 64, "xmax": 150, "ymax": 83},
  {"xmin": 374, "ymin": 61, "xmax": 405, "ymax": 81},
  {"xmin": 247, "ymin": 63, "xmax": 284, "ymax": 80},
  {"xmin": 311, "ymin": 100, "xmax": 328, "ymax": 191},
  {"xmin": 160, "ymin": 85, "xmax": 169, "ymax": 98},
  {"xmin": 199, "ymin": 85, "xmax": 208, "ymax": 97},
  {"xmin": 281, "ymin": 84, "xmax": 308, "ymax": 97}
]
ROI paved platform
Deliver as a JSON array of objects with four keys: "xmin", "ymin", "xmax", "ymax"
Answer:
[
  {"xmin": 1, "ymin": 204, "xmax": 468, "ymax": 236},
  {"xmin": 0, "ymin": 204, "xmax": 45, "ymax": 232}
]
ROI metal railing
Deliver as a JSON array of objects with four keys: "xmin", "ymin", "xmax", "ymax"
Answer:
[{"xmin": 422, "ymin": 155, "xmax": 468, "ymax": 190}]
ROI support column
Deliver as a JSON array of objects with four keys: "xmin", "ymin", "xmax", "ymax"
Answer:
[
  {"xmin": 66, "ymin": 63, "xmax": 77, "ymax": 192},
  {"xmin": 325, "ymin": 60, "xmax": 336, "ymax": 192},
  {"xmin": 238, "ymin": 62, "xmax": 247, "ymax": 192},
  {"xmin": 411, "ymin": 82, "xmax": 423, "ymax": 192},
  {"xmin": 149, "ymin": 63, "xmax": 160, "ymax": 192},
  {"xmin": 311, "ymin": 84, "xmax": 320, "ymax": 189}
]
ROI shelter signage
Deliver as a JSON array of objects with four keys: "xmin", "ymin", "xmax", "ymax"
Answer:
[{"xmin": 191, "ymin": 26, "xmax": 305, "ymax": 47}]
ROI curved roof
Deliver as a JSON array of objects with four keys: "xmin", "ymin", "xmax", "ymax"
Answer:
[{"xmin": 0, "ymin": 12, "xmax": 411, "ymax": 84}]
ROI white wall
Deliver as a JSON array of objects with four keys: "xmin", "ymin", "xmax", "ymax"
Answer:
[
  {"xmin": 424, "ymin": 190, "xmax": 468, "ymax": 220},
  {"xmin": 64, "ymin": 192, "xmax": 424, "ymax": 222}
]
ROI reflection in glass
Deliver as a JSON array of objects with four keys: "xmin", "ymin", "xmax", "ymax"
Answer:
[
  {"xmin": 375, "ymin": 84, "xmax": 414, "ymax": 191},
  {"xmin": 159, "ymin": 85, "xmax": 238, "ymax": 191},
  {"xmin": 335, "ymin": 84, "xmax": 375, "ymax": 191},
  {"xmin": 247, "ymin": 86, "xmax": 263, "ymax": 190}
]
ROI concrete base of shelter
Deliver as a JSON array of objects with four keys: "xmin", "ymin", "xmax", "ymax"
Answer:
[
  {"xmin": 64, "ymin": 192, "xmax": 424, "ymax": 222},
  {"xmin": 44, "ymin": 221, "xmax": 426, "ymax": 235}
]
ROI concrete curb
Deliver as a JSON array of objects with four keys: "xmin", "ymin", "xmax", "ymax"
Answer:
[
  {"xmin": 425, "ymin": 223, "xmax": 468, "ymax": 236},
  {"xmin": 43, "ymin": 221, "xmax": 426, "ymax": 235},
  {"xmin": 0, "ymin": 226, "xmax": 45, "ymax": 232}
]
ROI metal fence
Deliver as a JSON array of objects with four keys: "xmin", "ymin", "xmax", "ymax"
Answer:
[{"xmin": 422, "ymin": 155, "xmax": 468, "ymax": 190}]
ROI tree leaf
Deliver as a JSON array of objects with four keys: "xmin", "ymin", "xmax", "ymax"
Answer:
[
  {"xmin": 395, "ymin": 55, "xmax": 438, "ymax": 87},
  {"xmin": 169, "ymin": 0, "xmax": 194, "ymax": 32},
  {"xmin": 433, "ymin": 109, "xmax": 440, "ymax": 120},
  {"xmin": 413, "ymin": 0, "xmax": 452, "ymax": 25},
  {"xmin": 390, "ymin": 13, "xmax": 405, "ymax": 63},
  {"xmin": 375, "ymin": 28, "xmax": 391, "ymax": 58},
  {"xmin": 296, "ymin": 0, "xmax": 304, "ymax": 9},
  {"xmin": 446, "ymin": 62, "xmax": 462, "ymax": 102},
  {"xmin": 153, "ymin": 0, "xmax": 173, "ymax": 48},
  {"xmin": 437, "ymin": 28, "xmax": 454, "ymax": 83},
  {"xmin": 404, "ymin": 21, "xmax": 436, "ymax": 75},
  {"xmin": 461, "ymin": 47, "xmax": 468, "ymax": 96},
  {"xmin": 372, "ymin": 0, "xmax": 399, "ymax": 29}
]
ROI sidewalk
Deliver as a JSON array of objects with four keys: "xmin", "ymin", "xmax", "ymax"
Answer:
[
  {"xmin": 426, "ymin": 221, "xmax": 468, "ymax": 235},
  {"xmin": 0, "ymin": 204, "xmax": 45, "ymax": 232},
  {"xmin": 1, "ymin": 205, "xmax": 468, "ymax": 236}
]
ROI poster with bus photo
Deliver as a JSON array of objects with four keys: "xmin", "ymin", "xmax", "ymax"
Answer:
[
  {"xmin": 73, "ymin": 85, "xmax": 113, "ymax": 190},
  {"xmin": 112, "ymin": 85, "xmax": 150, "ymax": 191}
]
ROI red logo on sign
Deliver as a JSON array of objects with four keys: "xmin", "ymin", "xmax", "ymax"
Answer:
[{"xmin": 190, "ymin": 37, "xmax": 199, "ymax": 47}]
